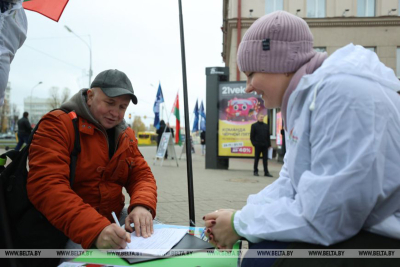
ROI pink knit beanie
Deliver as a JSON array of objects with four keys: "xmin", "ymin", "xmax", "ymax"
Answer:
[{"xmin": 237, "ymin": 11, "xmax": 316, "ymax": 73}]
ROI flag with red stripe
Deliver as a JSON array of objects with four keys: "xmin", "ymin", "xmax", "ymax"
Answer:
[
  {"xmin": 23, "ymin": 0, "xmax": 69, "ymax": 22},
  {"xmin": 171, "ymin": 92, "xmax": 181, "ymax": 145}
]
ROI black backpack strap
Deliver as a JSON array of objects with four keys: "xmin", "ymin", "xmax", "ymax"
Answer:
[
  {"xmin": 66, "ymin": 111, "xmax": 81, "ymax": 187},
  {"xmin": 25, "ymin": 108, "xmax": 81, "ymax": 187}
]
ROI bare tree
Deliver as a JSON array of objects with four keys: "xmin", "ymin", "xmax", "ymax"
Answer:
[
  {"xmin": 131, "ymin": 116, "xmax": 146, "ymax": 136},
  {"xmin": 11, "ymin": 104, "xmax": 19, "ymax": 132},
  {"xmin": 48, "ymin": 86, "xmax": 60, "ymax": 109},
  {"xmin": 61, "ymin": 87, "xmax": 70, "ymax": 104},
  {"xmin": 147, "ymin": 124, "xmax": 156, "ymax": 132},
  {"xmin": 48, "ymin": 87, "xmax": 70, "ymax": 109}
]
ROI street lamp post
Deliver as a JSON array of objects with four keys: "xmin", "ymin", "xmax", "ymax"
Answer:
[
  {"xmin": 64, "ymin": 25, "xmax": 92, "ymax": 87},
  {"xmin": 30, "ymin": 81, "xmax": 43, "ymax": 124}
]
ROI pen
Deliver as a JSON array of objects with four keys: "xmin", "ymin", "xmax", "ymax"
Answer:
[
  {"xmin": 112, "ymin": 211, "xmax": 130, "ymax": 249},
  {"xmin": 200, "ymin": 227, "xmax": 209, "ymax": 242},
  {"xmin": 111, "ymin": 211, "xmax": 121, "ymax": 227}
]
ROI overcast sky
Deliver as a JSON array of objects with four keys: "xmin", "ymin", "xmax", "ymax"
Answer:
[{"xmin": 8, "ymin": 0, "xmax": 224, "ymax": 127}]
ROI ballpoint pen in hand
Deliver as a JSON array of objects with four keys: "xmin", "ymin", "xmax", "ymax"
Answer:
[
  {"xmin": 112, "ymin": 211, "xmax": 130, "ymax": 248},
  {"xmin": 111, "ymin": 211, "xmax": 121, "ymax": 227}
]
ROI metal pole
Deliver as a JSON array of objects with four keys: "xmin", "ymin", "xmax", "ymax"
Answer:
[
  {"xmin": 64, "ymin": 26, "xmax": 92, "ymax": 87},
  {"xmin": 178, "ymin": 0, "xmax": 196, "ymax": 227},
  {"xmin": 88, "ymin": 35, "xmax": 92, "ymax": 86}
]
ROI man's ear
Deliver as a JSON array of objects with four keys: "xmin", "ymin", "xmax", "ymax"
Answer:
[
  {"xmin": 87, "ymin": 88, "xmax": 94, "ymax": 97},
  {"xmin": 87, "ymin": 89, "xmax": 94, "ymax": 106}
]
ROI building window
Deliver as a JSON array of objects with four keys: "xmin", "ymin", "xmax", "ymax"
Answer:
[
  {"xmin": 307, "ymin": 0, "xmax": 326, "ymax": 18},
  {"xmin": 364, "ymin": 47, "xmax": 376, "ymax": 53},
  {"xmin": 357, "ymin": 0, "xmax": 375, "ymax": 17},
  {"xmin": 314, "ymin": 47, "xmax": 326, "ymax": 52},
  {"xmin": 397, "ymin": 48, "xmax": 400, "ymax": 77},
  {"xmin": 265, "ymin": 0, "xmax": 283, "ymax": 14}
]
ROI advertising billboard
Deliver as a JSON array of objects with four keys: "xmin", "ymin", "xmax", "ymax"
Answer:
[
  {"xmin": 218, "ymin": 81, "xmax": 268, "ymax": 157},
  {"xmin": 276, "ymin": 111, "xmax": 282, "ymax": 146}
]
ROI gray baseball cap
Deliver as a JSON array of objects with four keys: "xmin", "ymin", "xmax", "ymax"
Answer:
[{"xmin": 91, "ymin": 69, "xmax": 138, "ymax": 104}]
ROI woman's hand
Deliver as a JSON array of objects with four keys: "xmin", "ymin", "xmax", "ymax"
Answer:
[{"xmin": 203, "ymin": 209, "xmax": 241, "ymax": 250}]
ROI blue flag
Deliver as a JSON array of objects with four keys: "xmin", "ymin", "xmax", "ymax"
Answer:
[
  {"xmin": 153, "ymin": 83, "xmax": 164, "ymax": 129},
  {"xmin": 200, "ymin": 100, "xmax": 206, "ymax": 131},
  {"xmin": 192, "ymin": 99, "xmax": 199, "ymax": 133}
]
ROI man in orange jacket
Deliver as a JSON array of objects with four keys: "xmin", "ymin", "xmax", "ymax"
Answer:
[{"xmin": 27, "ymin": 69, "xmax": 157, "ymax": 250}]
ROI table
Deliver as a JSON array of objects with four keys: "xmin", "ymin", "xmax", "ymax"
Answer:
[
  {"xmin": 69, "ymin": 224, "xmax": 242, "ymax": 267},
  {"xmin": 70, "ymin": 242, "xmax": 242, "ymax": 267}
]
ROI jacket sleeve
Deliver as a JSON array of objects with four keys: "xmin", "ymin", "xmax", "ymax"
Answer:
[
  {"xmin": 266, "ymin": 124, "xmax": 271, "ymax": 147},
  {"xmin": 125, "ymin": 144, "xmax": 157, "ymax": 217},
  {"xmin": 27, "ymin": 112, "xmax": 110, "ymax": 249},
  {"xmin": 250, "ymin": 124, "xmax": 255, "ymax": 146},
  {"xmin": 246, "ymin": 154, "xmax": 294, "ymax": 205},
  {"xmin": 234, "ymin": 76, "xmax": 383, "ymax": 245}
]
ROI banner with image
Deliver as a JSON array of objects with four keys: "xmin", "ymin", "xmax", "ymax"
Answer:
[
  {"xmin": 218, "ymin": 82, "xmax": 267, "ymax": 157},
  {"xmin": 276, "ymin": 111, "xmax": 282, "ymax": 146}
]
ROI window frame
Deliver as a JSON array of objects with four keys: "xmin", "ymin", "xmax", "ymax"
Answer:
[
  {"xmin": 357, "ymin": 0, "xmax": 376, "ymax": 17},
  {"xmin": 265, "ymin": 0, "xmax": 284, "ymax": 14},
  {"xmin": 314, "ymin": 47, "xmax": 327, "ymax": 52},
  {"xmin": 307, "ymin": 0, "xmax": 326, "ymax": 18}
]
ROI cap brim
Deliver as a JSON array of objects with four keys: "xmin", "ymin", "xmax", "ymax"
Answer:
[{"xmin": 101, "ymin": 87, "xmax": 138, "ymax": 105}]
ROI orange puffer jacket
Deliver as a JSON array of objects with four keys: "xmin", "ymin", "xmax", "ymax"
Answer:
[{"xmin": 27, "ymin": 110, "xmax": 157, "ymax": 249}]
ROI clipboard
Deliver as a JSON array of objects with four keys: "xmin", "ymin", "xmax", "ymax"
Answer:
[{"xmin": 123, "ymin": 233, "xmax": 214, "ymax": 264}]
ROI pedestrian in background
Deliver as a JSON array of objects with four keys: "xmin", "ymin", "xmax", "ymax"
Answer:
[
  {"xmin": 15, "ymin": 111, "xmax": 32, "ymax": 150},
  {"xmin": 250, "ymin": 113, "xmax": 272, "ymax": 177},
  {"xmin": 200, "ymin": 130, "xmax": 206, "ymax": 156},
  {"xmin": 165, "ymin": 123, "xmax": 174, "ymax": 159},
  {"xmin": 156, "ymin": 120, "xmax": 166, "ymax": 148}
]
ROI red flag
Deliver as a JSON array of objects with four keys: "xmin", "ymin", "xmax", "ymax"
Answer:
[
  {"xmin": 171, "ymin": 93, "xmax": 181, "ymax": 145},
  {"xmin": 23, "ymin": 0, "xmax": 69, "ymax": 22}
]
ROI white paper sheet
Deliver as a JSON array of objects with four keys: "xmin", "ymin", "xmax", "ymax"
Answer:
[
  {"xmin": 268, "ymin": 147, "xmax": 273, "ymax": 159},
  {"xmin": 125, "ymin": 228, "xmax": 187, "ymax": 256}
]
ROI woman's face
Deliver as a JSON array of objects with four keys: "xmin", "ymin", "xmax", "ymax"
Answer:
[{"xmin": 244, "ymin": 72, "xmax": 293, "ymax": 109}]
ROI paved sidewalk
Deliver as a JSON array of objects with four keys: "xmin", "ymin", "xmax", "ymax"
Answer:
[{"xmin": 131, "ymin": 144, "xmax": 283, "ymax": 227}]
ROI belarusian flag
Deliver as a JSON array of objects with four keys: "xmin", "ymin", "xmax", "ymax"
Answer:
[
  {"xmin": 23, "ymin": 0, "xmax": 69, "ymax": 22},
  {"xmin": 171, "ymin": 92, "xmax": 181, "ymax": 145}
]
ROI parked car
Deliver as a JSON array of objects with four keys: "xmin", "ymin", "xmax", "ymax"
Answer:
[{"xmin": 0, "ymin": 133, "xmax": 16, "ymax": 139}]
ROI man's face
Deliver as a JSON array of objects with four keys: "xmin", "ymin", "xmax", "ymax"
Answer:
[
  {"xmin": 257, "ymin": 114, "xmax": 264, "ymax": 122},
  {"xmin": 87, "ymin": 88, "xmax": 130, "ymax": 129}
]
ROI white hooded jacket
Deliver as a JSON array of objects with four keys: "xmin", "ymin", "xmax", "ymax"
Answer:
[{"xmin": 233, "ymin": 44, "xmax": 400, "ymax": 245}]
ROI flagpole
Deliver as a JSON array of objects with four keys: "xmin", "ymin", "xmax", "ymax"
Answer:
[{"xmin": 178, "ymin": 0, "xmax": 196, "ymax": 227}]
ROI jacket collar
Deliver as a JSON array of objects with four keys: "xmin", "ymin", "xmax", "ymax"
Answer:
[{"xmin": 281, "ymin": 52, "xmax": 327, "ymax": 130}]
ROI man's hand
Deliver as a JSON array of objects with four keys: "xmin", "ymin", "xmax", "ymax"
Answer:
[
  {"xmin": 95, "ymin": 224, "xmax": 131, "ymax": 249},
  {"xmin": 125, "ymin": 206, "xmax": 153, "ymax": 237},
  {"xmin": 203, "ymin": 209, "xmax": 241, "ymax": 250}
]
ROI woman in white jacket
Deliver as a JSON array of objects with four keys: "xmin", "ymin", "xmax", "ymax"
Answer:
[{"xmin": 204, "ymin": 10, "xmax": 400, "ymax": 266}]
